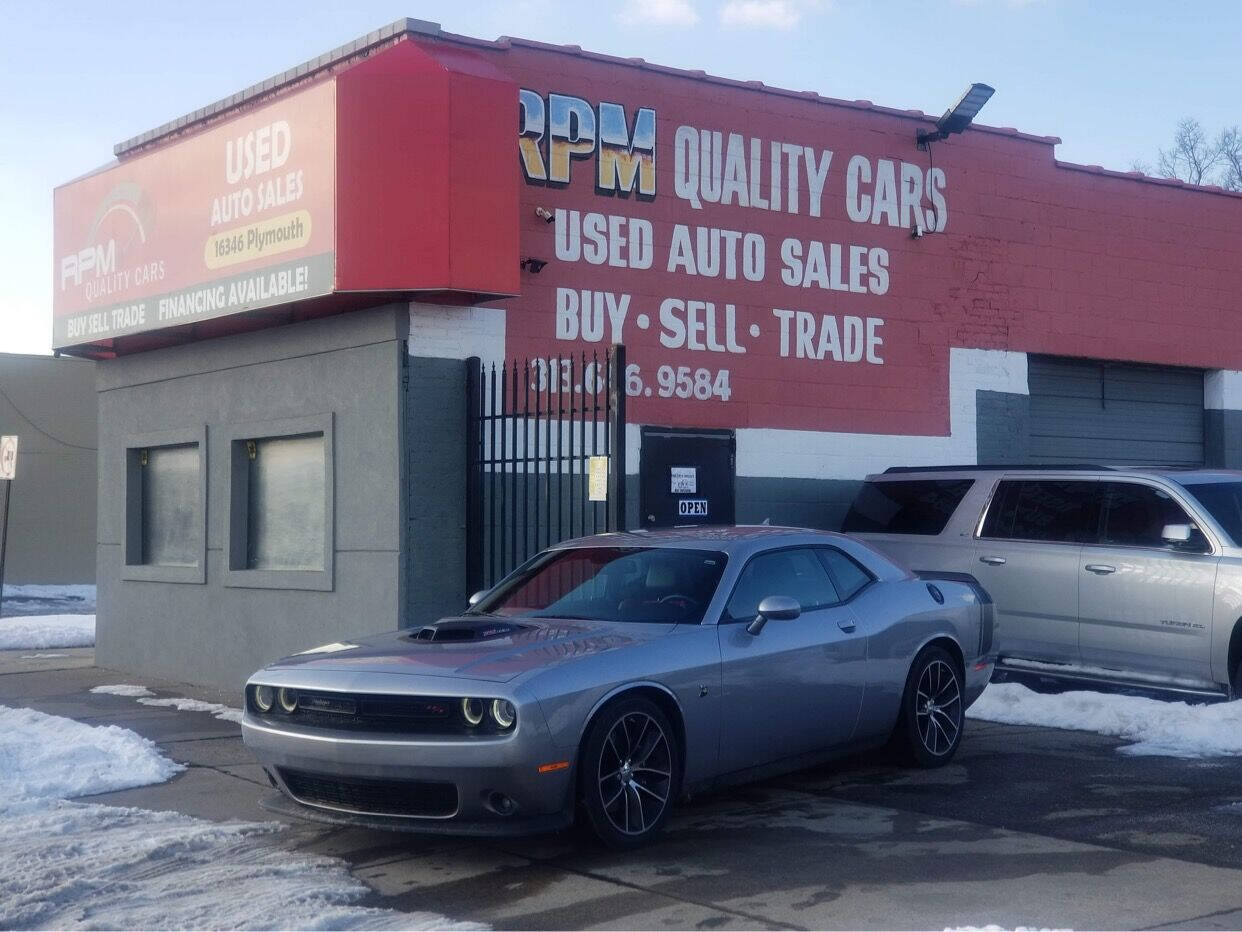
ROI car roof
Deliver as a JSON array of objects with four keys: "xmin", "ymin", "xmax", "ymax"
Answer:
[
  {"xmin": 864, "ymin": 465, "xmax": 1242, "ymax": 485},
  {"xmin": 551, "ymin": 525, "xmax": 844, "ymax": 552}
]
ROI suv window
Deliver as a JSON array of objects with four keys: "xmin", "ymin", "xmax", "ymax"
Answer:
[
  {"xmin": 981, "ymin": 479, "xmax": 1101, "ymax": 543},
  {"xmin": 841, "ymin": 479, "xmax": 974, "ymax": 535},
  {"xmin": 726, "ymin": 548, "xmax": 840, "ymax": 621},
  {"xmin": 1100, "ymin": 482, "xmax": 1207, "ymax": 551},
  {"xmin": 816, "ymin": 548, "xmax": 873, "ymax": 600}
]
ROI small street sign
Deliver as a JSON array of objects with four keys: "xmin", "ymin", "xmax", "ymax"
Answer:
[{"xmin": 0, "ymin": 435, "xmax": 16, "ymax": 480}]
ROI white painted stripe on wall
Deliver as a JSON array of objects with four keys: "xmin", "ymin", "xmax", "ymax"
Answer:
[
  {"xmin": 1204, "ymin": 370, "xmax": 1242, "ymax": 410},
  {"xmin": 407, "ymin": 303, "xmax": 506, "ymax": 361},
  {"xmin": 731, "ymin": 348, "xmax": 1029, "ymax": 480}
]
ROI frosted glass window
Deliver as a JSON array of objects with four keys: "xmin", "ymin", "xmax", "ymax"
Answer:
[
  {"xmin": 246, "ymin": 433, "xmax": 325, "ymax": 570},
  {"xmin": 140, "ymin": 444, "xmax": 199, "ymax": 567}
]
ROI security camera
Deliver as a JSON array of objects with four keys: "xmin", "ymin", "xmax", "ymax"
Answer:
[
  {"xmin": 520, "ymin": 257, "xmax": 548, "ymax": 273},
  {"xmin": 534, "ymin": 207, "xmax": 555, "ymax": 224},
  {"xmin": 910, "ymin": 222, "xmax": 925, "ymax": 239}
]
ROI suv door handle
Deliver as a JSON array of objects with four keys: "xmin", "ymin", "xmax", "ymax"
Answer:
[
  {"xmin": 1085, "ymin": 564, "xmax": 1116, "ymax": 575},
  {"xmin": 837, "ymin": 618, "xmax": 857, "ymax": 633},
  {"xmin": 979, "ymin": 556, "xmax": 1007, "ymax": 566}
]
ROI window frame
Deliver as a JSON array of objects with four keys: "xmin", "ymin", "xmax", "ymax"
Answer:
[
  {"xmin": 121, "ymin": 426, "xmax": 207, "ymax": 584},
  {"xmin": 720, "ymin": 545, "xmax": 852, "ymax": 624},
  {"xmin": 222, "ymin": 413, "xmax": 335, "ymax": 591},
  {"xmin": 974, "ymin": 477, "xmax": 1102, "ymax": 546},
  {"xmin": 841, "ymin": 478, "xmax": 976, "ymax": 537},
  {"xmin": 815, "ymin": 546, "xmax": 876, "ymax": 603},
  {"xmin": 1092, "ymin": 478, "xmax": 1216, "ymax": 556}
]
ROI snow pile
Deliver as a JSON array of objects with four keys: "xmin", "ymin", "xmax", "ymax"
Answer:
[
  {"xmin": 0, "ymin": 705, "xmax": 183, "ymax": 800},
  {"xmin": 1, "ymin": 584, "xmax": 95, "ymax": 616},
  {"xmin": 0, "ymin": 613, "xmax": 95, "ymax": 649},
  {"xmin": 137, "ymin": 696, "xmax": 244, "ymax": 724},
  {"xmin": 1, "ymin": 805, "xmax": 483, "ymax": 930},
  {"xmin": 0, "ymin": 704, "xmax": 481, "ymax": 930},
  {"xmin": 969, "ymin": 683, "xmax": 1242, "ymax": 757},
  {"xmin": 91, "ymin": 684, "xmax": 155, "ymax": 697}
]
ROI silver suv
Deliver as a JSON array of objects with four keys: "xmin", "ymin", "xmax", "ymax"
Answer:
[{"xmin": 843, "ymin": 465, "xmax": 1242, "ymax": 699}]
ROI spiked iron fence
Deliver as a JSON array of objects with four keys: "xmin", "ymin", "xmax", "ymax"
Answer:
[{"xmin": 466, "ymin": 345, "xmax": 626, "ymax": 591}]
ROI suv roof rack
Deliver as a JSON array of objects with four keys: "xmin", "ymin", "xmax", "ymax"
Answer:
[{"xmin": 881, "ymin": 464, "xmax": 1117, "ymax": 474}]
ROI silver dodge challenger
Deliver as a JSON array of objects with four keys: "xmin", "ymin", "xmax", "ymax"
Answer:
[{"xmin": 242, "ymin": 527, "xmax": 996, "ymax": 847}]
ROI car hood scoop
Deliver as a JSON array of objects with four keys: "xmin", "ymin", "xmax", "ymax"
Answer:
[{"xmin": 410, "ymin": 617, "xmax": 531, "ymax": 643}]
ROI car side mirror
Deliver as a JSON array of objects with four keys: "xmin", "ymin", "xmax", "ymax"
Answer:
[
  {"xmin": 467, "ymin": 589, "xmax": 488, "ymax": 608},
  {"xmin": 1162, "ymin": 523, "xmax": 1208, "ymax": 552},
  {"xmin": 746, "ymin": 595, "xmax": 801, "ymax": 636},
  {"xmin": 1161, "ymin": 523, "xmax": 1192, "ymax": 544}
]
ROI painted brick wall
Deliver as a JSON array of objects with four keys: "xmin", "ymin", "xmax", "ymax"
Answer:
[{"xmin": 421, "ymin": 34, "xmax": 1242, "ymax": 447}]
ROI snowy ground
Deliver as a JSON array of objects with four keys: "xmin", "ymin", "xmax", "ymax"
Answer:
[
  {"xmin": 0, "ymin": 613, "xmax": 95, "ymax": 649},
  {"xmin": 969, "ymin": 682, "xmax": 1242, "ymax": 758},
  {"xmin": 91, "ymin": 684, "xmax": 244, "ymax": 723},
  {"xmin": 0, "ymin": 584, "xmax": 95, "ymax": 617},
  {"xmin": 0, "ymin": 704, "xmax": 481, "ymax": 930}
]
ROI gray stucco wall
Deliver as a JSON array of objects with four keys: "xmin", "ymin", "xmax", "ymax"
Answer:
[
  {"xmin": 736, "ymin": 476, "xmax": 859, "ymax": 531},
  {"xmin": 976, "ymin": 389, "xmax": 1031, "ymax": 465},
  {"xmin": 1205, "ymin": 409, "xmax": 1242, "ymax": 469},
  {"xmin": 95, "ymin": 306, "xmax": 409, "ymax": 690},
  {"xmin": 405, "ymin": 356, "xmax": 469, "ymax": 625},
  {"xmin": 0, "ymin": 353, "xmax": 97, "ymax": 585}
]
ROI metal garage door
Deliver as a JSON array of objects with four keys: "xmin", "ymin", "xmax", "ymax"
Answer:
[{"xmin": 1027, "ymin": 356, "xmax": 1204, "ymax": 466}]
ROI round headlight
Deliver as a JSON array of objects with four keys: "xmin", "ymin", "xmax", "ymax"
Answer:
[
  {"xmin": 491, "ymin": 699, "xmax": 516, "ymax": 729},
  {"xmin": 462, "ymin": 697, "xmax": 484, "ymax": 726},
  {"xmin": 277, "ymin": 687, "xmax": 299, "ymax": 713},
  {"xmin": 254, "ymin": 685, "xmax": 274, "ymax": 712}
]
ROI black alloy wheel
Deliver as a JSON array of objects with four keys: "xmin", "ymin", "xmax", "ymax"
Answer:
[
  {"xmin": 580, "ymin": 695, "xmax": 678, "ymax": 848},
  {"xmin": 897, "ymin": 645, "xmax": 965, "ymax": 767}
]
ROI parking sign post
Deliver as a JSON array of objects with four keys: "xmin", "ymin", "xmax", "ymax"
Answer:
[{"xmin": 0, "ymin": 435, "xmax": 17, "ymax": 619}]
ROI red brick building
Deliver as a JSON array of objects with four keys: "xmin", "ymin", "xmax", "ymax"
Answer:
[{"xmin": 53, "ymin": 19, "xmax": 1242, "ymax": 687}]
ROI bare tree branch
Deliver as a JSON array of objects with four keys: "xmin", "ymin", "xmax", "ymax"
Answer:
[
  {"xmin": 1218, "ymin": 126, "xmax": 1242, "ymax": 191},
  {"xmin": 1156, "ymin": 118, "xmax": 1222, "ymax": 185}
]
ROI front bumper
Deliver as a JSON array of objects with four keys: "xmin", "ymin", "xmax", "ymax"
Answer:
[{"xmin": 241, "ymin": 708, "xmax": 576, "ymax": 836}]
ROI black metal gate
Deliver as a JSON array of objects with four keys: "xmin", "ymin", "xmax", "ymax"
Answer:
[{"xmin": 466, "ymin": 345, "xmax": 626, "ymax": 591}]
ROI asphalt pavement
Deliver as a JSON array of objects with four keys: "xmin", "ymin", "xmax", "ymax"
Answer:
[{"xmin": 4, "ymin": 649, "xmax": 1242, "ymax": 930}]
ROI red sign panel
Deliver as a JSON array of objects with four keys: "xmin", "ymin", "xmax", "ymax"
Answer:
[
  {"xmin": 52, "ymin": 81, "xmax": 337, "ymax": 349},
  {"xmin": 501, "ymin": 67, "xmax": 956, "ymax": 436}
]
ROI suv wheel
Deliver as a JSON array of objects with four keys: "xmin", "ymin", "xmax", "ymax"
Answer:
[
  {"xmin": 579, "ymin": 696, "xmax": 679, "ymax": 849},
  {"xmin": 896, "ymin": 645, "xmax": 965, "ymax": 767}
]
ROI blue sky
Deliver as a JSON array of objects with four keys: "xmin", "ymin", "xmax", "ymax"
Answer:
[{"xmin": 3, "ymin": 0, "xmax": 1240, "ymax": 354}]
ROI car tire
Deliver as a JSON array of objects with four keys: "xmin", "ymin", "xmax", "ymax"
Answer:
[
  {"xmin": 896, "ymin": 645, "xmax": 965, "ymax": 767},
  {"xmin": 579, "ymin": 695, "xmax": 679, "ymax": 849},
  {"xmin": 1232, "ymin": 659, "xmax": 1242, "ymax": 701}
]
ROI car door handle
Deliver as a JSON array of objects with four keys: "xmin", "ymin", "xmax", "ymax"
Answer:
[
  {"xmin": 1085, "ymin": 564, "xmax": 1116, "ymax": 575},
  {"xmin": 979, "ymin": 555, "xmax": 1007, "ymax": 566},
  {"xmin": 837, "ymin": 618, "xmax": 857, "ymax": 633}
]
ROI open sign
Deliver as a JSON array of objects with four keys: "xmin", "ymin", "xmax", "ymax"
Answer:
[{"xmin": 678, "ymin": 499, "xmax": 708, "ymax": 517}]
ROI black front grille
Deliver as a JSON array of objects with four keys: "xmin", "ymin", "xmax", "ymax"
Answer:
[
  {"xmin": 247, "ymin": 688, "xmax": 511, "ymax": 735},
  {"xmin": 279, "ymin": 768, "xmax": 458, "ymax": 818}
]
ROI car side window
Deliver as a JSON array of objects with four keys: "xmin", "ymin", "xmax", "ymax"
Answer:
[
  {"xmin": 725, "ymin": 548, "xmax": 840, "ymax": 622},
  {"xmin": 816, "ymin": 547, "xmax": 873, "ymax": 601},
  {"xmin": 1100, "ymin": 482, "xmax": 1207, "ymax": 551},
  {"xmin": 980, "ymin": 479, "xmax": 1100, "ymax": 543}
]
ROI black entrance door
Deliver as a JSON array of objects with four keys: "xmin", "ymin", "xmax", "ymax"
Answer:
[{"xmin": 640, "ymin": 428, "xmax": 735, "ymax": 528}]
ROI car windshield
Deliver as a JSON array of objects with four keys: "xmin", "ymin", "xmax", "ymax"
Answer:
[
  {"xmin": 1180, "ymin": 481, "xmax": 1242, "ymax": 546},
  {"xmin": 471, "ymin": 547, "xmax": 728, "ymax": 624}
]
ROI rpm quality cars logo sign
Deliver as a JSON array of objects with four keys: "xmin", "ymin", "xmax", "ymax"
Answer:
[
  {"xmin": 512, "ymin": 86, "xmax": 953, "ymax": 435},
  {"xmin": 52, "ymin": 80, "xmax": 337, "ymax": 348}
]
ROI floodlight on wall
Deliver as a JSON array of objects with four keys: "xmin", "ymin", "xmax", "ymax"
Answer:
[{"xmin": 916, "ymin": 83, "xmax": 995, "ymax": 149}]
